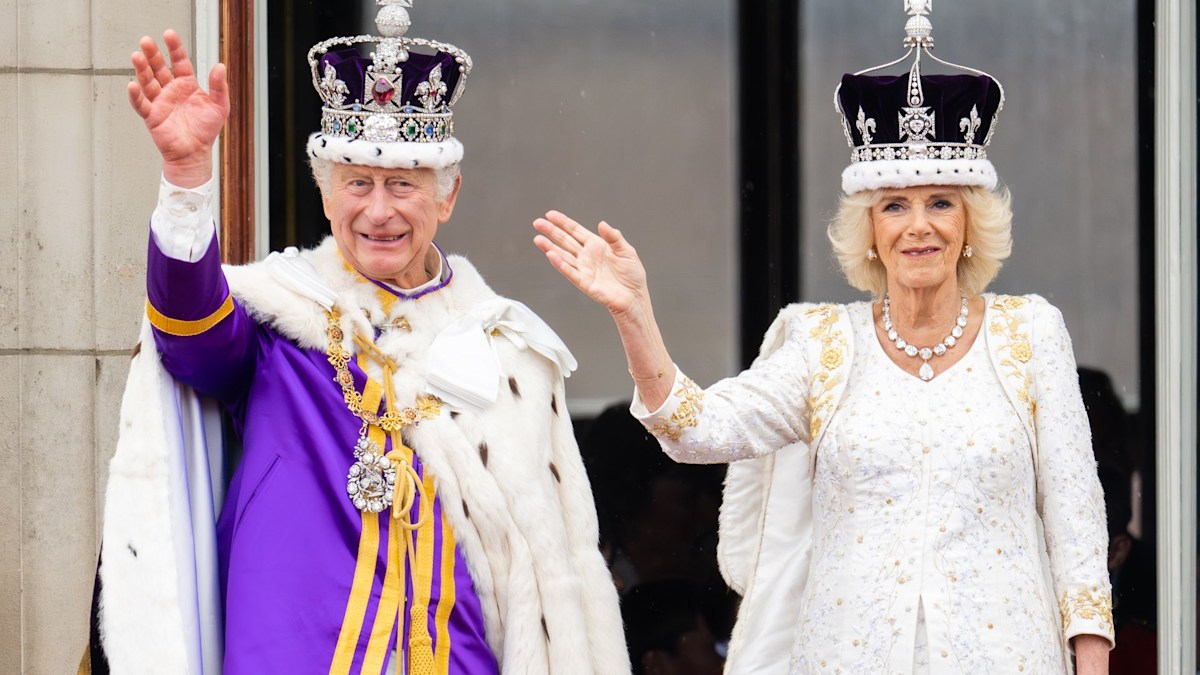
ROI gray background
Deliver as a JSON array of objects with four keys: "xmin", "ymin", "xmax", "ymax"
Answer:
[{"xmin": 411, "ymin": 0, "xmax": 739, "ymax": 415}]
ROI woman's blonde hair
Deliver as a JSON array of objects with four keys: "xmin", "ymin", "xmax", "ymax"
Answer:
[{"xmin": 827, "ymin": 185, "xmax": 1013, "ymax": 298}]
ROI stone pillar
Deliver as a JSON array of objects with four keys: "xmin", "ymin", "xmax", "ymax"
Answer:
[{"xmin": 2, "ymin": 0, "xmax": 195, "ymax": 669}]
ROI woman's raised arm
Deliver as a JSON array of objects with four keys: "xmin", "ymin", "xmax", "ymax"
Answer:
[{"xmin": 533, "ymin": 211, "xmax": 676, "ymax": 410}]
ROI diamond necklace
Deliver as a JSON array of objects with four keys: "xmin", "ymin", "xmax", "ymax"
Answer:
[{"xmin": 881, "ymin": 293, "xmax": 969, "ymax": 381}]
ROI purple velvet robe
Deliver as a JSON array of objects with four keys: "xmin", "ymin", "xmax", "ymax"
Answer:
[{"xmin": 147, "ymin": 235, "xmax": 499, "ymax": 675}]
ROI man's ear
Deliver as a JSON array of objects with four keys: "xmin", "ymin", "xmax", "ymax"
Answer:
[
  {"xmin": 321, "ymin": 188, "xmax": 334, "ymax": 222},
  {"xmin": 319, "ymin": 167, "xmax": 336, "ymax": 221},
  {"xmin": 437, "ymin": 174, "xmax": 462, "ymax": 224}
]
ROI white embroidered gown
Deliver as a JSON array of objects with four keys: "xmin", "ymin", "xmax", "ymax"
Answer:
[
  {"xmin": 796, "ymin": 303, "xmax": 1063, "ymax": 673},
  {"xmin": 633, "ymin": 297, "xmax": 1112, "ymax": 675}
]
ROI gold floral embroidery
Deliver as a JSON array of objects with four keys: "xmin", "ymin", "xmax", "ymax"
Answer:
[
  {"xmin": 649, "ymin": 376, "xmax": 704, "ymax": 442},
  {"xmin": 820, "ymin": 347, "xmax": 844, "ymax": 370},
  {"xmin": 1059, "ymin": 588, "xmax": 1114, "ymax": 636},
  {"xmin": 989, "ymin": 295, "xmax": 1036, "ymax": 421},
  {"xmin": 1010, "ymin": 340, "xmax": 1032, "ymax": 363},
  {"xmin": 806, "ymin": 305, "xmax": 848, "ymax": 441}
]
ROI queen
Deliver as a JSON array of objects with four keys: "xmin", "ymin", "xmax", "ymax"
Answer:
[{"xmin": 534, "ymin": 2, "xmax": 1113, "ymax": 673}]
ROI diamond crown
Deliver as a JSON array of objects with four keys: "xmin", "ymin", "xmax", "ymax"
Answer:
[
  {"xmin": 834, "ymin": 0, "xmax": 1005, "ymax": 164},
  {"xmin": 307, "ymin": 0, "xmax": 473, "ymax": 145}
]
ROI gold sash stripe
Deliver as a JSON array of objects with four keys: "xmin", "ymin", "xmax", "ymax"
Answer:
[
  {"xmin": 329, "ymin": 349, "xmax": 450, "ymax": 675},
  {"xmin": 434, "ymin": 515, "xmax": 459, "ymax": 671},
  {"xmin": 329, "ymin": 366, "xmax": 387, "ymax": 675}
]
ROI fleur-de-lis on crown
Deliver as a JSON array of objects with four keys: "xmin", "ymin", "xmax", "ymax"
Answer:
[
  {"xmin": 960, "ymin": 105, "xmax": 982, "ymax": 144},
  {"xmin": 856, "ymin": 107, "xmax": 876, "ymax": 145},
  {"xmin": 415, "ymin": 64, "xmax": 448, "ymax": 111},
  {"xmin": 319, "ymin": 64, "xmax": 350, "ymax": 107}
]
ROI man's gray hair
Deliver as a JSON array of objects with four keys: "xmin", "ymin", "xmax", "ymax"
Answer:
[{"xmin": 308, "ymin": 156, "xmax": 461, "ymax": 202}]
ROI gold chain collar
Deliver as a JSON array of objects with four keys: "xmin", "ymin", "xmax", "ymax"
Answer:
[{"xmin": 325, "ymin": 311, "xmax": 442, "ymax": 432}]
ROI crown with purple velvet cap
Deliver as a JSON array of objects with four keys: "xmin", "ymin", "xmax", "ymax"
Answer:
[
  {"xmin": 835, "ymin": 0, "xmax": 1005, "ymax": 194},
  {"xmin": 306, "ymin": 0, "xmax": 472, "ymax": 170}
]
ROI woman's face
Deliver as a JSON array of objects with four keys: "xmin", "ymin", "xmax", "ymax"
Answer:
[{"xmin": 870, "ymin": 185, "xmax": 967, "ymax": 295}]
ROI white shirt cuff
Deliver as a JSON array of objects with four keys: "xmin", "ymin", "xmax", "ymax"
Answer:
[{"xmin": 150, "ymin": 175, "xmax": 216, "ymax": 262}]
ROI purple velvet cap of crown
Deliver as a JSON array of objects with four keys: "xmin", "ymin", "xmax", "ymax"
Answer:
[
  {"xmin": 837, "ymin": 72, "xmax": 1004, "ymax": 192},
  {"xmin": 838, "ymin": 73, "xmax": 1002, "ymax": 148},
  {"xmin": 320, "ymin": 47, "xmax": 462, "ymax": 109}
]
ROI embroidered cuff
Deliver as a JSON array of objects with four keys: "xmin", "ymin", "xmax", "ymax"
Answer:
[
  {"xmin": 150, "ymin": 175, "xmax": 217, "ymax": 262},
  {"xmin": 1059, "ymin": 587, "xmax": 1115, "ymax": 648},
  {"xmin": 630, "ymin": 368, "xmax": 704, "ymax": 442}
]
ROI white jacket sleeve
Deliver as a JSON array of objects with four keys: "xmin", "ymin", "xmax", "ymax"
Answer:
[
  {"xmin": 1032, "ymin": 300, "xmax": 1115, "ymax": 647},
  {"xmin": 629, "ymin": 313, "xmax": 811, "ymax": 464}
]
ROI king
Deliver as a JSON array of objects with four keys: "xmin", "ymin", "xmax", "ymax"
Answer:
[{"xmin": 86, "ymin": 2, "xmax": 629, "ymax": 673}]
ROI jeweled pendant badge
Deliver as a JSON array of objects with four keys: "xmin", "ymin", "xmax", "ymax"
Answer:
[{"xmin": 347, "ymin": 435, "xmax": 396, "ymax": 513}]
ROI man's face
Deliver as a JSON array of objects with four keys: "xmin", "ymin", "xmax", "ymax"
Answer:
[{"xmin": 322, "ymin": 163, "xmax": 460, "ymax": 287}]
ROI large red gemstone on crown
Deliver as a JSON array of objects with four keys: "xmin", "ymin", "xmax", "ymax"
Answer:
[{"xmin": 372, "ymin": 78, "xmax": 395, "ymax": 106}]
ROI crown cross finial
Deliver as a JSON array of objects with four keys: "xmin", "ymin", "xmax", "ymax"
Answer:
[
  {"xmin": 903, "ymin": 0, "xmax": 934, "ymax": 49},
  {"xmin": 905, "ymin": 0, "xmax": 931, "ymax": 16}
]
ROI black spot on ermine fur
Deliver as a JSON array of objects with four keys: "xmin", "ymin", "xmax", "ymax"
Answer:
[
  {"xmin": 508, "ymin": 377, "xmax": 521, "ymax": 397},
  {"xmin": 549, "ymin": 463, "xmax": 561, "ymax": 483},
  {"xmin": 479, "ymin": 442, "xmax": 488, "ymax": 466}
]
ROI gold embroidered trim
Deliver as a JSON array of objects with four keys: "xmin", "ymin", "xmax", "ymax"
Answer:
[
  {"xmin": 145, "ymin": 295, "xmax": 235, "ymax": 337},
  {"xmin": 1059, "ymin": 587, "xmax": 1114, "ymax": 636},
  {"xmin": 649, "ymin": 376, "xmax": 704, "ymax": 442},
  {"xmin": 988, "ymin": 295, "xmax": 1035, "ymax": 422},
  {"xmin": 806, "ymin": 305, "xmax": 847, "ymax": 441}
]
